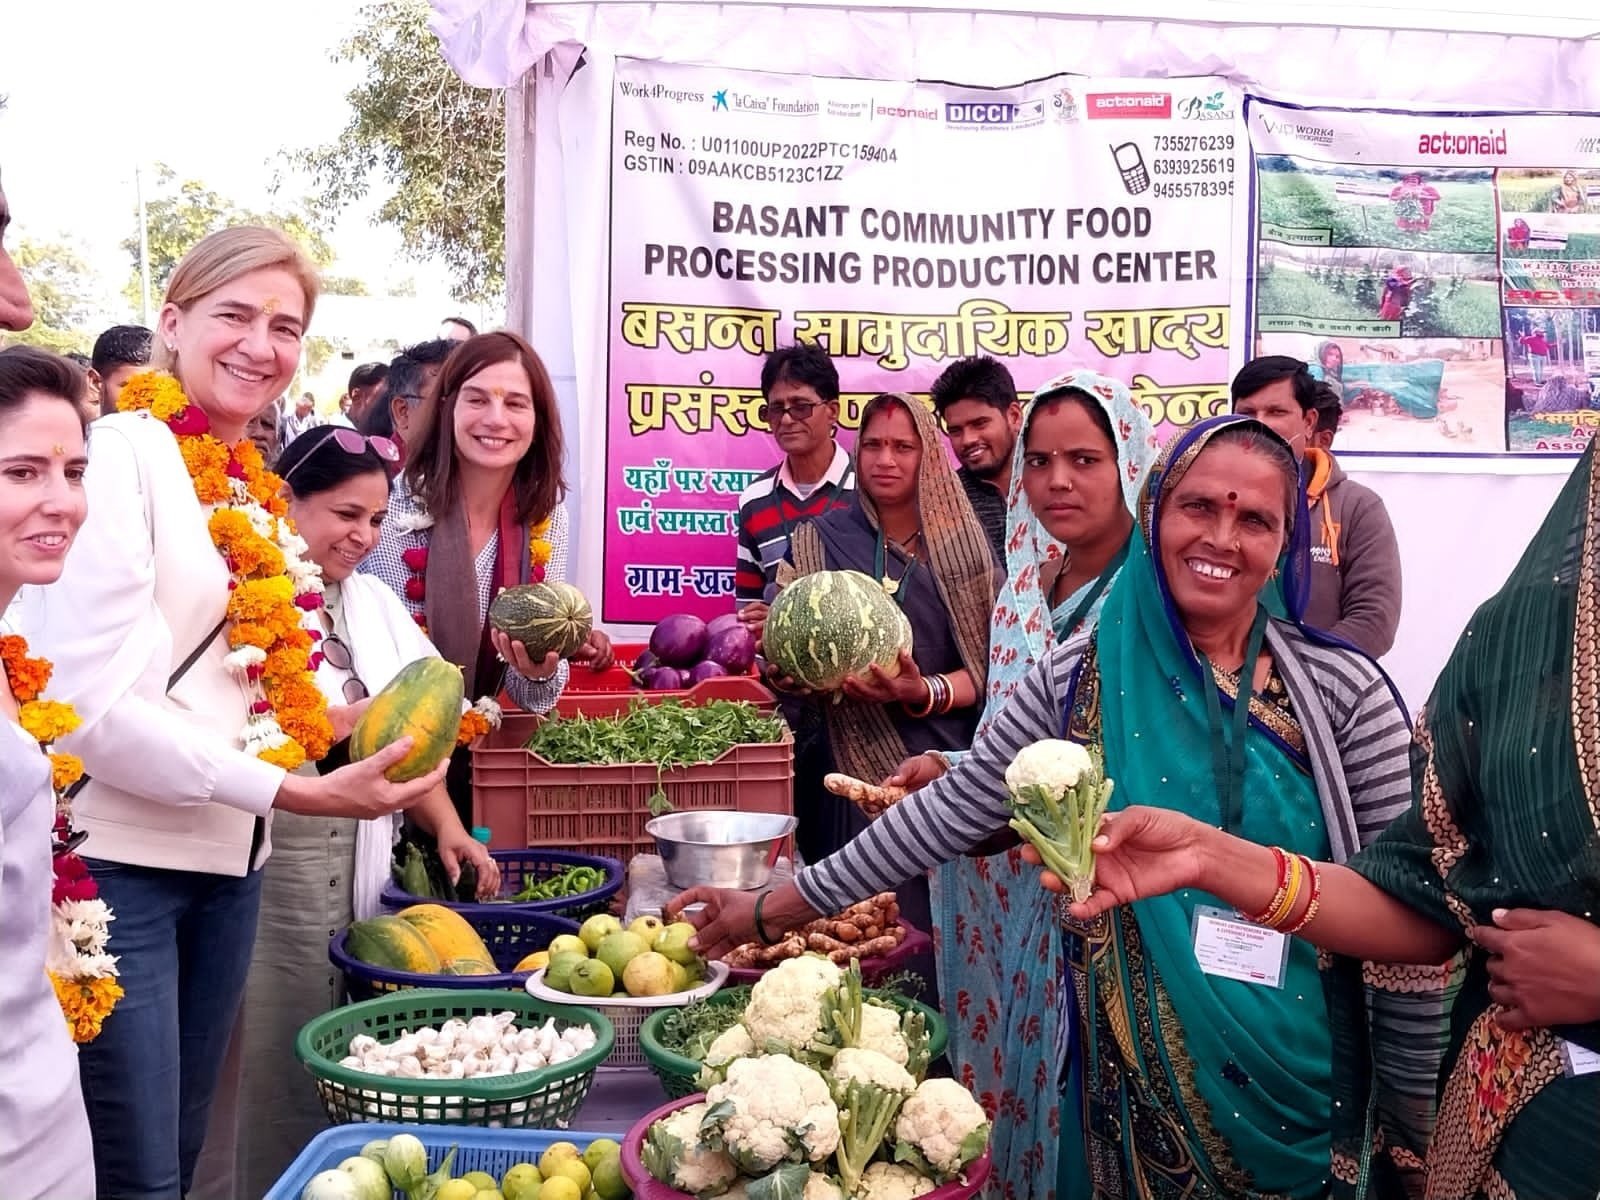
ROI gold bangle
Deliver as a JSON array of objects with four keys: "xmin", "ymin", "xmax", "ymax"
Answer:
[
  {"xmin": 1245, "ymin": 846, "xmax": 1292, "ymax": 926},
  {"xmin": 1282, "ymin": 856, "xmax": 1323, "ymax": 935},
  {"xmin": 1260, "ymin": 852, "xmax": 1303, "ymax": 930}
]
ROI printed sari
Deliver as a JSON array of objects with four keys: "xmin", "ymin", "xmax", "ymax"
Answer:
[
  {"xmin": 1059, "ymin": 417, "xmax": 1450, "ymax": 1200},
  {"xmin": 1351, "ymin": 440, "xmax": 1600, "ymax": 1200},
  {"xmin": 929, "ymin": 370, "xmax": 1159, "ymax": 1198}
]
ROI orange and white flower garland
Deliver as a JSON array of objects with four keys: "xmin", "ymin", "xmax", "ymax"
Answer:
[
  {"xmin": 1, "ymin": 635, "xmax": 124, "ymax": 1043},
  {"xmin": 118, "ymin": 372, "xmax": 332, "ymax": 768}
]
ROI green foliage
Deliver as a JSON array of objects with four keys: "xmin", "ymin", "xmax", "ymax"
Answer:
[
  {"xmin": 8, "ymin": 237, "xmax": 95, "ymax": 355},
  {"xmin": 292, "ymin": 0, "xmax": 506, "ymax": 303},
  {"xmin": 1256, "ymin": 267, "xmax": 1502, "ymax": 339},
  {"xmin": 122, "ymin": 164, "xmax": 335, "ymax": 309}
]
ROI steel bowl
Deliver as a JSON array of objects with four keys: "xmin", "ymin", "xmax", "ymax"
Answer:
[{"xmin": 645, "ymin": 810, "xmax": 798, "ymax": 891}]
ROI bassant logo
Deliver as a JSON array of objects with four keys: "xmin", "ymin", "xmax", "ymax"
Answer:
[
  {"xmin": 1087, "ymin": 92, "xmax": 1172, "ymax": 120},
  {"xmin": 1178, "ymin": 91, "xmax": 1231, "ymax": 122},
  {"xmin": 1417, "ymin": 128, "xmax": 1508, "ymax": 156},
  {"xmin": 1260, "ymin": 115, "xmax": 1335, "ymax": 149},
  {"xmin": 617, "ymin": 81, "xmax": 707, "ymax": 106},
  {"xmin": 944, "ymin": 100, "xmax": 1045, "ymax": 129},
  {"xmin": 1051, "ymin": 88, "xmax": 1079, "ymax": 124}
]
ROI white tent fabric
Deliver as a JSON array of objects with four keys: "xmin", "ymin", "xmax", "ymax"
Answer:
[{"xmin": 428, "ymin": 0, "xmax": 1599, "ymax": 710}]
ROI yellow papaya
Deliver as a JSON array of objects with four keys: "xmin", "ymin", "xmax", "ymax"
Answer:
[
  {"xmin": 398, "ymin": 903, "xmax": 493, "ymax": 964},
  {"xmin": 349, "ymin": 657, "xmax": 464, "ymax": 782},
  {"xmin": 345, "ymin": 916, "xmax": 442, "ymax": 974},
  {"xmin": 440, "ymin": 957, "xmax": 497, "ymax": 976}
]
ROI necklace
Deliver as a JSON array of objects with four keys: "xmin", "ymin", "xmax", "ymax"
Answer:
[
  {"xmin": 117, "ymin": 371, "xmax": 332, "ymax": 768},
  {"xmin": 873, "ymin": 529, "xmax": 921, "ymax": 601},
  {"xmin": 1, "ymin": 633, "xmax": 125, "ymax": 1042}
]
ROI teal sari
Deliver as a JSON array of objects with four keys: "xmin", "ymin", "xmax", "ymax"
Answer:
[{"xmin": 1061, "ymin": 417, "xmax": 1340, "ymax": 1199}]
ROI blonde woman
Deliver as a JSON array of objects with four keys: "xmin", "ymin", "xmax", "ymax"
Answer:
[{"xmin": 21, "ymin": 226, "xmax": 446, "ymax": 1199}]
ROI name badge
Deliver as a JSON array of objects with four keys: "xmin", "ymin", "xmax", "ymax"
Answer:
[
  {"xmin": 1191, "ymin": 904, "xmax": 1290, "ymax": 989},
  {"xmin": 1561, "ymin": 1039, "xmax": 1600, "ymax": 1078}
]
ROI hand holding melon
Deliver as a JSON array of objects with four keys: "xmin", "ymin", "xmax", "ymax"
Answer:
[
  {"xmin": 762, "ymin": 570, "xmax": 915, "ymax": 693},
  {"xmin": 489, "ymin": 582, "xmax": 594, "ymax": 660}
]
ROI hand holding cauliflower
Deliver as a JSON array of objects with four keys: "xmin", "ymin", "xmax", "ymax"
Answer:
[{"xmin": 1004, "ymin": 738, "xmax": 1115, "ymax": 903}]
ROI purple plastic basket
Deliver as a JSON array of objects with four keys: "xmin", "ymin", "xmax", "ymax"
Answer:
[
  {"xmin": 331, "ymin": 908, "xmax": 580, "ymax": 1002},
  {"xmin": 380, "ymin": 848, "xmax": 624, "ymax": 919}
]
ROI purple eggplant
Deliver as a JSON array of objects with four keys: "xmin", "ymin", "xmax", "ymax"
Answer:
[
  {"xmin": 703, "ymin": 623, "xmax": 757, "ymax": 674},
  {"xmin": 687, "ymin": 660, "xmax": 728, "ymax": 686},
  {"xmin": 640, "ymin": 665, "xmax": 688, "ymax": 690},
  {"xmin": 649, "ymin": 614, "xmax": 709, "ymax": 668},
  {"xmin": 705, "ymin": 612, "xmax": 743, "ymax": 638}
]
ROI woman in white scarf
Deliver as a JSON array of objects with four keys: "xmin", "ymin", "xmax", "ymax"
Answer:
[{"xmin": 204, "ymin": 426, "xmax": 500, "ymax": 1200}]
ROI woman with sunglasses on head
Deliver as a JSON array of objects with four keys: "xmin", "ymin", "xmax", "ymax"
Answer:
[
  {"xmin": 18, "ymin": 227, "xmax": 448, "ymax": 1200},
  {"xmin": 200, "ymin": 426, "xmax": 501, "ymax": 1199},
  {"xmin": 364, "ymin": 331, "xmax": 613, "ymax": 823}
]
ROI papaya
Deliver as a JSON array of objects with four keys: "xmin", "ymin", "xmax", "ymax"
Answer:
[
  {"xmin": 440, "ymin": 957, "xmax": 497, "ymax": 976},
  {"xmin": 345, "ymin": 915, "xmax": 443, "ymax": 974},
  {"xmin": 349, "ymin": 657, "xmax": 464, "ymax": 782},
  {"xmin": 398, "ymin": 903, "xmax": 494, "ymax": 964}
]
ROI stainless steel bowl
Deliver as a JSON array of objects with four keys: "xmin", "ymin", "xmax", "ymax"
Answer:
[{"xmin": 646, "ymin": 810, "xmax": 798, "ymax": 891}]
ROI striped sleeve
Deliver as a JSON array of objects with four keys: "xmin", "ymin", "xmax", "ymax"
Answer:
[{"xmin": 795, "ymin": 644, "xmax": 1077, "ymax": 914}]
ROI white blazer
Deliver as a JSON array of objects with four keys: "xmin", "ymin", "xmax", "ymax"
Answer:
[{"xmin": 20, "ymin": 413, "xmax": 286, "ymax": 876}]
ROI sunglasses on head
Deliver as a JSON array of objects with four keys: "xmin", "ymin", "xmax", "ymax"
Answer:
[{"xmin": 282, "ymin": 427, "xmax": 401, "ymax": 483}]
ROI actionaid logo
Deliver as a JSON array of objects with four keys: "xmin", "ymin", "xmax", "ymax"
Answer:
[
  {"xmin": 1417, "ymin": 128, "xmax": 1508, "ymax": 156},
  {"xmin": 1087, "ymin": 92, "xmax": 1172, "ymax": 120}
]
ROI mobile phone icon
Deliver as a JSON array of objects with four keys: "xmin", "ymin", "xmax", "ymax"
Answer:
[{"xmin": 1112, "ymin": 142, "xmax": 1151, "ymax": 195}]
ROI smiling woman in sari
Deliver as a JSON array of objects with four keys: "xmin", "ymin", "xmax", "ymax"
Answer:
[
  {"xmin": 1059, "ymin": 433, "xmax": 1600, "ymax": 1200},
  {"xmin": 678, "ymin": 416, "xmax": 1450, "ymax": 1200}
]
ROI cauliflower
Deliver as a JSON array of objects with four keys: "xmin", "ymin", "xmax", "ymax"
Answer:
[
  {"xmin": 893, "ymin": 1078, "xmax": 990, "ymax": 1182},
  {"xmin": 742, "ymin": 954, "xmax": 844, "ymax": 1054},
  {"xmin": 830, "ymin": 1048, "xmax": 915, "ymax": 1096},
  {"xmin": 805, "ymin": 1173, "xmax": 846, "ymax": 1200},
  {"xmin": 830, "ymin": 1049, "xmax": 917, "ymax": 1193},
  {"xmin": 1003, "ymin": 738, "xmax": 1093, "ymax": 795},
  {"xmin": 705, "ymin": 1023, "xmax": 757, "ymax": 1068},
  {"xmin": 857, "ymin": 1003, "xmax": 911, "ymax": 1068},
  {"xmin": 704, "ymin": 1054, "xmax": 841, "ymax": 1173},
  {"xmin": 1003, "ymin": 738, "xmax": 1115, "ymax": 904},
  {"xmin": 639, "ymin": 1100, "xmax": 740, "ymax": 1197},
  {"xmin": 856, "ymin": 1162, "xmax": 935, "ymax": 1199}
]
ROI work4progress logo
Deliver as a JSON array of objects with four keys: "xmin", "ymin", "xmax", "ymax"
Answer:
[{"xmin": 1179, "ymin": 90, "xmax": 1232, "ymax": 122}]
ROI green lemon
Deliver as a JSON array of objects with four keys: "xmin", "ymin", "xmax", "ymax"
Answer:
[
  {"xmin": 590, "ymin": 1155, "xmax": 630, "ymax": 1200},
  {"xmin": 501, "ymin": 1162, "xmax": 543, "ymax": 1200},
  {"xmin": 462, "ymin": 1173, "xmax": 500, "ymax": 1191},
  {"xmin": 581, "ymin": 1139, "xmax": 620, "ymax": 1173}
]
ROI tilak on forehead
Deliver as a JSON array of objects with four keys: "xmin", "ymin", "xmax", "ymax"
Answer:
[{"xmin": 262, "ymin": 296, "xmax": 280, "ymax": 315}]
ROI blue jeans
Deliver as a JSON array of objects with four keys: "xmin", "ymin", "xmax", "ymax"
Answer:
[{"xmin": 78, "ymin": 860, "xmax": 264, "ymax": 1200}]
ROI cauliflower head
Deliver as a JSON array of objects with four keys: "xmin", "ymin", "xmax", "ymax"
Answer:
[
  {"xmin": 705, "ymin": 1023, "xmax": 757, "ymax": 1068},
  {"xmin": 894, "ymin": 1077, "xmax": 990, "ymax": 1181},
  {"xmin": 704, "ymin": 1053, "xmax": 841, "ymax": 1173},
  {"xmin": 1004, "ymin": 738, "xmax": 1093, "ymax": 798},
  {"xmin": 857, "ymin": 1161, "xmax": 935, "ymax": 1199},
  {"xmin": 856, "ymin": 1003, "xmax": 911, "ymax": 1067},
  {"xmin": 830, "ymin": 1047, "xmax": 915, "ymax": 1096},
  {"xmin": 804, "ymin": 1173, "xmax": 846, "ymax": 1200},
  {"xmin": 640, "ymin": 1100, "xmax": 740, "ymax": 1196},
  {"xmin": 742, "ymin": 954, "xmax": 844, "ymax": 1054}
]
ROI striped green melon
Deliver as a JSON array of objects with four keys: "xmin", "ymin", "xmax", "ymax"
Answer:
[
  {"xmin": 764, "ymin": 569, "xmax": 914, "ymax": 691},
  {"xmin": 488, "ymin": 582, "xmax": 593, "ymax": 659}
]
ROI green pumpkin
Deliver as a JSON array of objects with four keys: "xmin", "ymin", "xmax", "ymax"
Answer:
[
  {"xmin": 763, "ymin": 569, "xmax": 913, "ymax": 691},
  {"xmin": 488, "ymin": 581, "xmax": 593, "ymax": 659}
]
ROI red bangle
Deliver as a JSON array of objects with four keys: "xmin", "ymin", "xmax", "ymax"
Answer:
[
  {"xmin": 1282, "ymin": 855, "xmax": 1323, "ymax": 935},
  {"xmin": 1242, "ymin": 846, "xmax": 1291, "ymax": 925}
]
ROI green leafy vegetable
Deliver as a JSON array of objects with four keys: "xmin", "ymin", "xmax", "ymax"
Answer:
[
  {"xmin": 653, "ymin": 989, "xmax": 751, "ymax": 1060},
  {"xmin": 525, "ymin": 699, "xmax": 785, "ymax": 768}
]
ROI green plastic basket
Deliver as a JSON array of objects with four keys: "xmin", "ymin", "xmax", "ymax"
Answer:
[
  {"xmin": 637, "ymin": 985, "xmax": 948, "ymax": 1099},
  {"xmin": 295, "ymin": 988, "xmax": 614, "ymax": 1127}
]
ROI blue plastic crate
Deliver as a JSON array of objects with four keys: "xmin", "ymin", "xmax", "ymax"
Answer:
[
  {"xmin": 265, "ymin": 1122, "xmax": 611, "ymax": 1200},
  {"xmin": 381, "ymin": 849, "xmax": 624, "ymax": 919}
]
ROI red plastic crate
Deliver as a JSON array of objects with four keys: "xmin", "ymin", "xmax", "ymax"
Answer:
[
  {"xmin": 561, "ymin": 642, "xmax": 767, "ymax": 707},
  {"xmin": 470, "ymin": 710, "xmax": 793, "ymax": 860}
]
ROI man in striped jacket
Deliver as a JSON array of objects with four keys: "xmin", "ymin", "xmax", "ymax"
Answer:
[{"xmin": 734, "ymin": 343, "xmax": 856, "ymax": 628}]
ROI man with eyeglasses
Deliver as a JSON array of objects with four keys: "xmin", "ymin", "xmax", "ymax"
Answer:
[
  {"xmin": 360, "ymin": 339, "xmax": 455, "ymax": 463},
  {"xmin": 734, "ymin": 344, "xmax": 856, "ymax": 628}
]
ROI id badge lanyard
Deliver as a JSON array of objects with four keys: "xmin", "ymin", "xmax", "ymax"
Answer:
[{"xmin": 1196, "ymin": 606, "xmax": 1269, "ymax": 835}]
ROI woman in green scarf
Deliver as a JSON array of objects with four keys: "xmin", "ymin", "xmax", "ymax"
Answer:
[
  {"xmin": 679, "ymin": 415, "xmax": 1450, "ymax": 1199},
  {"xmin": 1059, "ymin": 438, "xmax": 1600, "ymax": 1198}
]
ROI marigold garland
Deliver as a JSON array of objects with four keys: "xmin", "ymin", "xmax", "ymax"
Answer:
[
  {"xmin": 3, "ymin": 636, "xmax": 122, "ymax": 1043},
  {"xmin": 120, "ymin": 371, "xmax": 332, "ymax": 767}
]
